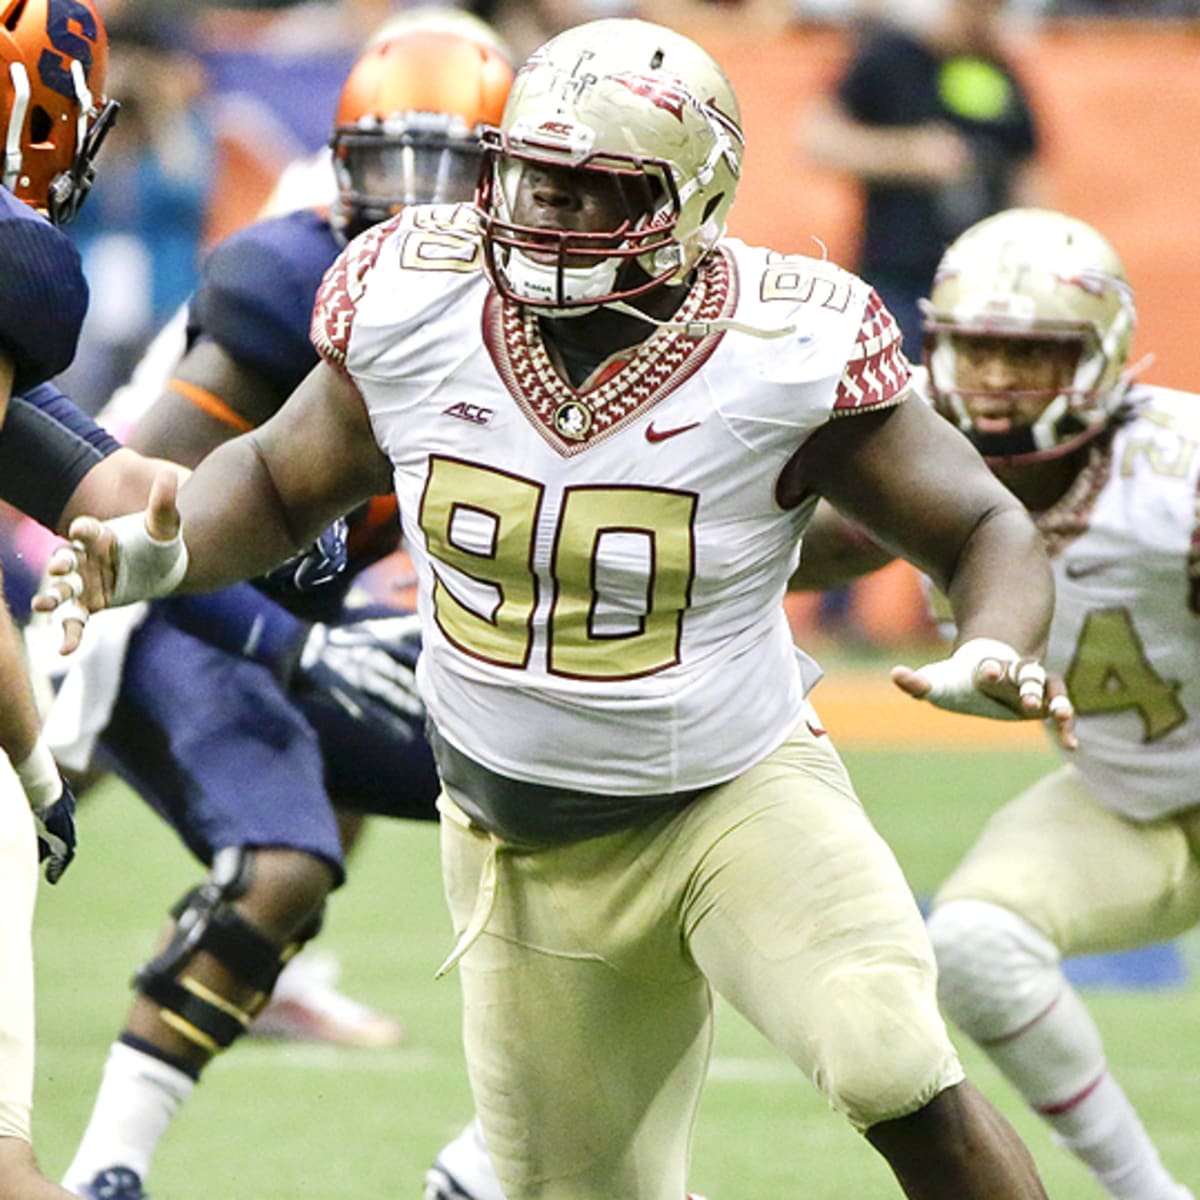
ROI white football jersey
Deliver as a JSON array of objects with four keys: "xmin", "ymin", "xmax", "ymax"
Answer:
[
  {"xmin": 1033, "ymin": 383, "xmax": 1200, "ymax": 820},
  {"xmin": 313, "ymin": 204, "xmax": 910, "ymax": 795}
]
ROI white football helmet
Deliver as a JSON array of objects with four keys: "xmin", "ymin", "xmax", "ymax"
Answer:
[
  {"xmin": 923, "ymin": 207, "xmax": 1136, "ymax": 463},
  {"xmin": 476, "ymin": 18, "xmax": 743, "ymax": 312}
]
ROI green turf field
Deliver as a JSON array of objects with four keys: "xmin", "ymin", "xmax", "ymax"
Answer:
[{"xmin": 31, "ymin": 742, "xmax": 1200, "ymax": 1199}]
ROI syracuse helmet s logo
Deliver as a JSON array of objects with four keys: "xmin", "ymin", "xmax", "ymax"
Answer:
[{"xmin": 40, "ymin": 0, "xmax": 100, "ymax": 100}]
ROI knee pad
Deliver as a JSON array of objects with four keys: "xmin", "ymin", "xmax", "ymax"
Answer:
[
  {"xmin": 134, "ymin": 847, "xmax": 321, "ymax": 1055},
  {"xmin": 927, "ymin": 898, "xmax": 1062, "ymax": 1044},
  {"xmin": 809, "ymin": 963, "xmax": 964, "ymax": 1132}
]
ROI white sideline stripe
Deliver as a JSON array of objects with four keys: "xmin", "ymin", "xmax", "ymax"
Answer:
[
  {"xmin": 36, "ymin": 1043, "xmax": 798, "ymax": 1079},
  {"xmin": 220, "ymin": 1048, "xmax": 799, "ymax": 1082},
  {"xmin": 38, "ymin": 1044, "xmax": 1199, "ymax": 1091}
]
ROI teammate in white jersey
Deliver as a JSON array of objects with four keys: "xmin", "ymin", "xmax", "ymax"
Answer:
[
  {"xmin": 798, "ymin": 207, "xmax": 1197, "ymax": 1200},
  {"xmin": 38, "ymin": 20, "xmax": 1076, "ymax": 1200}
]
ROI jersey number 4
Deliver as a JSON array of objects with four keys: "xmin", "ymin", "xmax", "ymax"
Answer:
[{"xmin": 1065, "ymin": 608, "xmax": 1186, "ymax": 742}]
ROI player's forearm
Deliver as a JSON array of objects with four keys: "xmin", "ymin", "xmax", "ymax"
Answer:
[
  {"xmin": 805, "ymin": 104, "xmax": 963, "ymax": 185},
  {"xmin": 790, "ymin": 501, "xmax": 896, "ymax": 591},
  {"xmin": 0, "ymin": 586, "xmax": 39, "ymax": 765},
  {"xmin": 942, "ymin": 505, "xmax": 1053, "ymax": 656},
  {"xmin": 63, "ymin": 448, "xmax": 189, "ymax": 532},
  {"xmin": 172, "ymin": 434, "xmax": 333, "ymax": 593}
]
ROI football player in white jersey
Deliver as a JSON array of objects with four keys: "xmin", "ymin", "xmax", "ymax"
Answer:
[
  {"xmin": 797, "ymin": 207, "xmax": 1197, "ymax": 1200},
  {"xmin": 38, "ymin": 20, "xmax": 1077, "ymax": 1200}
]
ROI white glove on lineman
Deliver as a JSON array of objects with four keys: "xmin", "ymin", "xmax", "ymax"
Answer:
[{"xmin": 906, "ymin": 637, "xmax": 1047, "ymax": 720}]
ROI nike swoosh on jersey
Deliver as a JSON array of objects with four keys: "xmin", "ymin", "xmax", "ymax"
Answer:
[
  {"xmin": 645, "ymin": 420, "xmax": 701, "ymax": 443},
  {"xmin": 1063, "ymin": 558, "xmax": 1116, "ymax": 580}
]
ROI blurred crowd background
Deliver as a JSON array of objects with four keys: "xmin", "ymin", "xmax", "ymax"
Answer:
[{"xmin": 42, "ymin": 0, "xmax": 1200, "ymax": 651}]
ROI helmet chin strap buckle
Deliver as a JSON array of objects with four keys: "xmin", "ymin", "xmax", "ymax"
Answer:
[
  {"xmin": 607, "ymin": 299, "xmax": 796, "ymax": 342},
  {"xmin": 504, "ymin": 248, "xmax": 620, "ymax": 310}
]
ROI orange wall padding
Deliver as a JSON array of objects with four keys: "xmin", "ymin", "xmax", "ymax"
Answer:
[{"xmin": 701, "ymin": 21, "xmax": 1200, "ymax": 390}]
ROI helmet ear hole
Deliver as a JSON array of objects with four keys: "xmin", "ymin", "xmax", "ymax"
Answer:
[
  {"xmin": 4, "ymin": 1, "xmax": 28, "ymax": 31},
  {"xmin": 28, "ymin": 104, "xmax": 51, "ymax": 145},
  {"xmin": 700, "ymin": 194, "xmax": 724, "ymax": 224}
]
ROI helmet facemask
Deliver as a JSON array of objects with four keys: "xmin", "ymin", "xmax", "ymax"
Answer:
[
  {"xmin": 476, "ymin": 19, "xmax": 743, "ymax": 316},
  {"xmin": 332, "ymin": 112, "xmax": 484, "ymax": 240},
  {"xmin": 477, "ymin": 127, "xmax": 681, "ymax": 315},
  {"xmin": 45, "ymin": 58, "xmax": 118, "ymax": 224}
]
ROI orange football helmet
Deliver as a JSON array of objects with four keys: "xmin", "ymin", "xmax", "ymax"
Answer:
[
  {"xmin": 0, "ymin": 0, "xmax": 118, "ymax": 223},
  {"xmin": 330, "ymin": 28, "xmax": 513, "ymax": 239}
]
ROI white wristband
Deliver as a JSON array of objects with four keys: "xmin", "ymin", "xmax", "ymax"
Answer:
[
  {"xmin": 14, "ymin": 737, "xmax": 63, "ymax": 813},
  {"xmin": 107, "ymin": 512, "xmax": 189, "ymax": 605}
]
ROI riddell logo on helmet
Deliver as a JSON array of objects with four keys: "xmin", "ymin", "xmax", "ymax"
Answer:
[{"xmin": 443, "ymin": 402, "xmax": 494, "ymax": 426}]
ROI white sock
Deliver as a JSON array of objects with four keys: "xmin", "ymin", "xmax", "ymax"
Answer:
[
  {"xmin": 61, "ymin": 1041, "xmax": 195, "ymax": 1192},
  {"xmin": 931, "ymin": 901, "xmax": 1190, "ymax": 1200},
  {"xmin": 985, "ymin": 985, "xmax": 1190, "ymax": 1200},
  {"xmin": 1039, "ymin": 1072, "xmax": 1193, "ymax": 1200}
]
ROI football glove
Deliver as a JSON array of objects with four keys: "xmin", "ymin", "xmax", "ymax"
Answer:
[
  {"xmin": 295, "ymin": 613, "xmax": 424, "ymax": 737},
  {"xmin": 33, "ymin": 785, "xmax": 78, "ymax": 885},
  {"xmin": 15, "ymin": 739, "xmax": 78, "ymax": 884},
  {"xmin": 264, "ymin": 518, "xmax": 349, "ymax": 593}
]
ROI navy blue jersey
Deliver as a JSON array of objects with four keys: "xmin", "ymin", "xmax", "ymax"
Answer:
[
  {"xmin": 0, "ymin": 189, "xmax": 89, "ymax": 392},
  {"xmin": 186, "ymin": 207, "xmax": 399, "ymax": 620},
  {"xmin": 186, "ymin": 208, "xmax": 340, "ymax": 397},
  {"xmin": 0, "ymin": 382, "xmax": 120, "ymax": 531}
]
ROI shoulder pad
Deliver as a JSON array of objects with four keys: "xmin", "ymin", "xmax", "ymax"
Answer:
[
  {"xmin": 189, "ymin": 210, "xmax": 340, "ymax": 394},
  {"xmin": 0, "ymin": 200, "xmax": 88, "ymax": 390}
]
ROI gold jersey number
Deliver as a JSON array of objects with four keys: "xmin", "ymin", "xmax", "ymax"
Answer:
[
  {"xmin": 1065, "ymin": 607, "xmax": 1186, "ymax": 742},
  {"xmin": 419, "ymin": 456, "xmax": 698, "ymax": 681}
]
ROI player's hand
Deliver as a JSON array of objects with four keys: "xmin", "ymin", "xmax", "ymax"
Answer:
[
  {"xmin": 32, "ymin": 468, "xmax": 184, "ymax": 654},
  {"xmin": 891, "ymin": 637, "xmax": 1077, "ymax": 750},
  {"xmin": 263, "ymin": 517, "xmax": 349, "ymax": 593},
  {"xmin": 33, "ymin": 781, "xmax": 78, "ymax": 884},
  {"xmin": 294, "ymin": 612, "xmax": 424, "ymax": 736},
  {"xmin": 15, "ymin": 740, "xmax": 79, "ymax": 883}
]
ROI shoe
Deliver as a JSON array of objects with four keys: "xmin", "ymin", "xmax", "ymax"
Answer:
[
  {"xmin": 423, "ymin": 1163, "xmax": 481, "ymax": 1200},
  {"xmin": 75, "ymin": 1166, "xmax": 148, "ymax": 1199},
  {"xmin": 423, "ymin": 1120, "xmax": 505, "ymax": 1200},
  {"xmin": 249, "ymin": 948, "xmax": 406, "ymax": 1048},
  {"xmin": 421, "ymin": 1123, "xmax": 710, "ymax": 1200}
]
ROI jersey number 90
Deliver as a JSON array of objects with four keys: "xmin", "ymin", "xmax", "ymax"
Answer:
[{"xmin": 419, "ymin": 456, "xmax": 697, "ymax": 681}]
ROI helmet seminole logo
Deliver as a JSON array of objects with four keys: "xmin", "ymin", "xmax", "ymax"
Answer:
[
  {"xmin": 1054, "ymin": 270, "xmax": 1117, "ymax": 298},
  {"xmin": 611, "ymin": 72, "xmax": 692, "ymax": 121}
]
